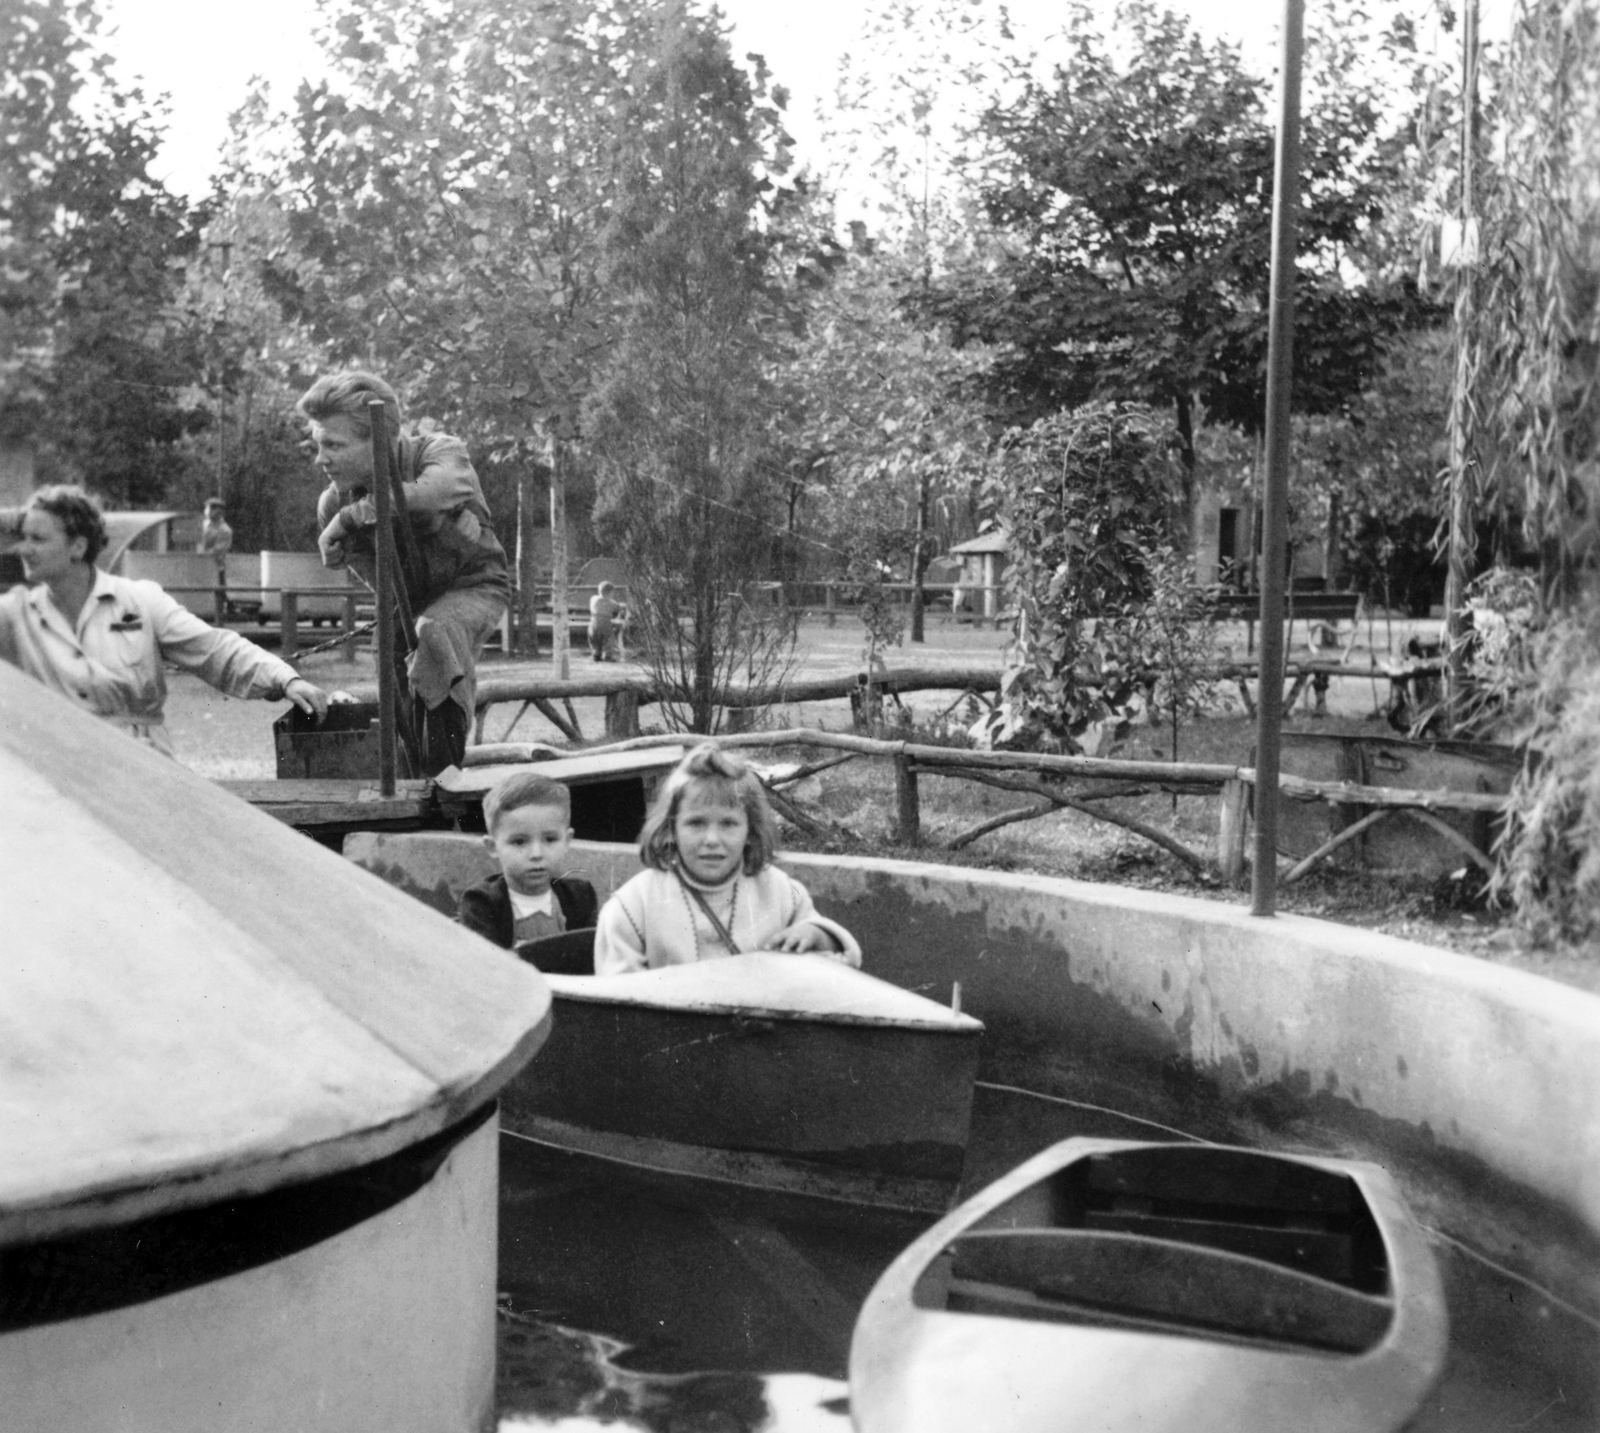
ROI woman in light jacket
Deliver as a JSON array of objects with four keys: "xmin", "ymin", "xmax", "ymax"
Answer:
[{"xmin": 0, "ymin": 485, "xmax": 327, "ymax": 755}]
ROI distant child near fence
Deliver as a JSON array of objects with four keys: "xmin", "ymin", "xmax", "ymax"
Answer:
[
  {"xmin": 459, "ymin": 772, "xmax": 598, "ymax": 958},
  {"xmin": 588, "ymin": 581, "xmax": 624, "ymax": 661},
  {"xmin": 594, "ymin": 744, "xmax": 861, "ymax": 976}
]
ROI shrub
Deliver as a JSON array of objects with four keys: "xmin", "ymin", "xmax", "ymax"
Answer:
[{"xmin": 978, "ymin": 401, "xmax": 1184, "ymax": 751}]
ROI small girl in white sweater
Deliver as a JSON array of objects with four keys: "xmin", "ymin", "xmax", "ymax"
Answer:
[{"xmin": 594, "ymin": 743, "xmax": 861, "ymax": 976}]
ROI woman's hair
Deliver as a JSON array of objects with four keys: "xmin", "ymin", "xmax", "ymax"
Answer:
[
  {"xmin": 296, "ymin": 371, "xmax": 402, "ymax": 443},
  {"xmin": 27, "ymin": 485, "xmax": 107, "ymax": 565},
  {"xmin": 638, "ymin": 743, "xmax": 779, "ymax": 876}
]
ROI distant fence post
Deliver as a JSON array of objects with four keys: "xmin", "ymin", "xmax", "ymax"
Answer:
[
  {"xmin": 825, "ymin": 582, "xmax": 838, "ymax": 628},
  {"xmin": 606, "ymin": 689, "xmax": 641, "ymax": 740},
  {"xmin": 895, "ymin": 754, "xmax": 921, "ymax": 846},
  {"xmin": 342, "ymin": 594, "xmax": 357, "ymax": 661},
  {"xmin": 1217, "ymin": 778, "xmax": 1249, "ymax": 885},
  {"xmin": 282, "ymin": 591, "xmax": 300, "ymax": 662}
]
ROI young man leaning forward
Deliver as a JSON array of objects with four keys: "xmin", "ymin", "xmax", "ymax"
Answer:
[{"xmin": 300, "ymin": 371, "xmax": 510, "ymax": 775}]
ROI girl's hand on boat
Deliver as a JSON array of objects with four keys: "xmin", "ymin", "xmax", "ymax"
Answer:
[{"xmin": 769, "ymin": 922, "xmax": 839, "ymax": 954}]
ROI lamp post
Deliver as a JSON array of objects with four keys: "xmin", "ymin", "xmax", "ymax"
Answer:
[
  {"xmin": 1444, "ymin": 0, "xmax": 1480, "ymax": 730},
  {"xmin": 207, "ymin": 238, "xmax": 234, "ymax": 506}
]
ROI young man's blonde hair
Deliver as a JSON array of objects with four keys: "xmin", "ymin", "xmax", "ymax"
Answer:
[
  {"xmin": 638, "ymin": 743, "xmax": 778, "ymax": 876},
  {"xmin": 482, "ymin": 771, "xmax": 572, "ymax": 833},
  {"xmin": 297, "ymin": 371, "xmax": 402, "ymax": 443}
]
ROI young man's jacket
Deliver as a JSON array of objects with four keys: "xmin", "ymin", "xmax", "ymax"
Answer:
[
  {"xmin": 457, "ymin": 873, "xmax": 599, "ymax": 950},
  {"xmin": 318, "ymin": 431, "xmax": 510, "ymax": 610}
]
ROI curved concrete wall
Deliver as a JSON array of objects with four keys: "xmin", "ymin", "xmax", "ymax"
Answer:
[
  {"xmin": 346, "ymin": 833, "xmax": 1600, "ymax": 1414},
  {"xmin": 2, "ymin": 1113, "xmax": 500, "ymax": 1433}
]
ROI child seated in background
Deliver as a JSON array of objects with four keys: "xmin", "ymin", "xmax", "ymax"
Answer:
[
  {"xmin": 594, "ymin": 744, "xmax": 861, "ymax": 976},
  {"xmin": 459, "ymin": 772, "xmax": 598, "ymax": 957}
]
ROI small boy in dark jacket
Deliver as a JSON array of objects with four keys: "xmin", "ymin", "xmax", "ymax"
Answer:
[{"xmin": 459, "ymin": 771, "xmax": 598, "ymax": 954}]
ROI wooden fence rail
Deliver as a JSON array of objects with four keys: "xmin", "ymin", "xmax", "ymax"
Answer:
[
  {"xmin": 336, "ymin": 658, "xmax": 1434, "ymax": 741},
  {"xmin": 444, "ymin": 725, "xmax": 1515, "ymax": 887}
]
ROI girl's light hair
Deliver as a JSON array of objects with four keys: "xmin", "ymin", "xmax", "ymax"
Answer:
[{"xmin": 638, "ymin": 743, "xmax": 778, "ymax": 876}]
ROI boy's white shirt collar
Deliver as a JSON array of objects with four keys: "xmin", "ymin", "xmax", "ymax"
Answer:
[{"xmin": 507, "ymin": 886, "xmax": 556, "ymax": 917}]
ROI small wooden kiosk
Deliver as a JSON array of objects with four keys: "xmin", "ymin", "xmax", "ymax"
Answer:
[{"xmin": 0, "ymin": 664, "xmax": 552, "ymax": 1432}]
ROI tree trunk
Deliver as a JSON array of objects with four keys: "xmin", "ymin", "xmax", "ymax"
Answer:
[
  {"xmin": 516, "ymin": 470, "xmax": 542, "ymax": 657},
  {"xmin": 909, "ymin": 471, "xmax": 929, "ymax": 644},
  {"xmin": 694, "ymin": 590, "xmax": 716, "ymax": 734},
  {"xmin": 550, "ymin": 432, "xmax": 571, "ymax": 680},
  {"xmin": 1174, "ymin": 392, "xmax": 1198, "ymax": 552},
  {"xmin": 1324, "ymin": 486, "xmax": 1343, "ymax": 590}
]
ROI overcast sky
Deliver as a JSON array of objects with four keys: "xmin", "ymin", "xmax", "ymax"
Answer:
[{"xmin": 98, "ymin": 0, "xmax": 1509, "ymax": 204}]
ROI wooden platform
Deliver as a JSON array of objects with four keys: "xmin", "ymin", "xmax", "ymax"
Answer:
[{"xmin": 220, "ymin": 778, "xmax": 434, "ymax": 832}]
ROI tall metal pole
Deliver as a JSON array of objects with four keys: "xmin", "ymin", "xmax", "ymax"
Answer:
[
  {"xmin": 1251, "ymin": 0, "xmax": 1305, "ymax": 917},
  {"xmin": 209, "ymin": 239, "xmax": 233, "ymax": 505},
  {"xmin": 1444, "ymin": 0, "xmax": 1480, "ymax": 729}
]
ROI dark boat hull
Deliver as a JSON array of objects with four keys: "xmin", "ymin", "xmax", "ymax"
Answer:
[{"xmin": 501, "ymin": 954, "xmax": 984, "ymax": 1217}]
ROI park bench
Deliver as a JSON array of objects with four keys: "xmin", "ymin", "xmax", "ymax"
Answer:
[{"xmin": 1208, "ymin": 587, "xmax": 1362, "ymax": 639}]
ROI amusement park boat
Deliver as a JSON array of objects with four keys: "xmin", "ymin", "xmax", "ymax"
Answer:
[
  {"xmin": 343, "ymin": 832, "xmax": 984, "ymax": 1217},
  {"xmin": 509, "ymin": 952, "xmax": 983, "ymax": 1217},
  {"xmin": 848, "ymin": 1137, "xmax": 1449, "ymax": 1433},
  {"xmin": 0, "ymin": 665, "xmax": 552, "ymax": 1433}
]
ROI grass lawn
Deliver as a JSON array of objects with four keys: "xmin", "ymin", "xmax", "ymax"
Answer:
[{"xmin": 159, "ymin": 609, "xmax": 1599, "ymax": 995}]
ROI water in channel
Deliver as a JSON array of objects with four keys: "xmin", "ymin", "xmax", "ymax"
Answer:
[{"xmin": 493, "ymin": 1086, "xmax": 1599, "ymax": 1433}]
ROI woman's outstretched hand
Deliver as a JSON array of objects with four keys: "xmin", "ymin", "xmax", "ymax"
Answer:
[{"xmin": 284, "ymin": 677, "xmax": 330, "ymax": 720}]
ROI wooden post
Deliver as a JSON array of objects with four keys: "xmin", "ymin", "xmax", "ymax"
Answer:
[
  {"xmin": 515, "ymin": 473, "xmax": 541, "ymax": 657},
  {"xmin": 342, "ymin": 593, "xmax": 357, "ymax": 662},
  {"xmin": 895, "ymin": 754, "xmax": 921, "ymax": 846},
  {"xmin": 281, "ymin": 591, "xmax": 300, "ymax": 663},
  {"xmin": 549, "ymin": 432, "xmax": 571, "ymax": 680},
  {"xmin": 213, "ymin": 577, "xmax": 227, "ymax": 627},
  {"xmin": 1217, "ymin": 778, "xmax": 1249, "ymax": 885},
  {"xmin": 605, "ymin": 689, "xmax": 641, "ymax": 740},
  {"xmin": 825, "ymin": 582, "xmax": 838, "ymax": 629}
]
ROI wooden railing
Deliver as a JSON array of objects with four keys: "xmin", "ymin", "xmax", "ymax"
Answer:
[
  {"xmin": 478, "ymin": 727, "xmax": 1512, "ymax": 888},
  {"xmin": 160, "ymin": 586, "xmax": 369, "ymax": 660}
]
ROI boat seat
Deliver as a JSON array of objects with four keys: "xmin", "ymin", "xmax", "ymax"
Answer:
[
  {"xmin": 944, "ymin": 1228, "xmax": 1393, "ymax": 1354},
  {"xmin": 514, "ymin": 928, "xmax": 596, "ymax": 976}
]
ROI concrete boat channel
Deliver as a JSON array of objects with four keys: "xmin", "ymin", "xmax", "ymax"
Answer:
[{"xmin": 361, "ymin": 837, "xmax": 1600, "ymax": 1431}]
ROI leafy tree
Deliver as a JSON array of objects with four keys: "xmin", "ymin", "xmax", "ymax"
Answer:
[
  {"xmin": 1129, "ymin": 542, "xmax": 1226, "ymax": 764},
  {"xmin": 781, "ymin": 241, "xmax": 995, "ymax": 644},
  {"xmin": 1459, "ymin": 0, "xmax": 1600, "ymax": 937},
  {"xmin": 0, "ymin": 0, "xmax": 208, "ymax": 504},
  {"xmin": 270, "ymin": 0, "xmax": 677, "ymax": 662},
  {"xmin": 585, "ymin": 4, "xmax": 797, "ymax": 734},
  {"xmin": 1463, "ymin": 0, "xmax": 1600, "ymax": 603},
  {"xmin": 170, "ymin": 190, "xmax": 335, "ymax": 551},
  {"xmin": 981, "ymin": 401, "xmax": 1182, "ymax": 752},
  {"xmin": 923, "ymin": 0, "xmax": 1435, "ymax": 528},
  {"xmin": 819, "ymin": 0, "xmax": 1014, "ymax": 268}
]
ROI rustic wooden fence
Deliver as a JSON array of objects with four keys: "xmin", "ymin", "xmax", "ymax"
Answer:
[{"xmin": 373, "ymin": 662, "xmax": 1506, "ymax": 885}]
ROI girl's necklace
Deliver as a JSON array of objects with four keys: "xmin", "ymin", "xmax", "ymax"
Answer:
[{"xmin": 676, "ymin": 871, "xmax": 739, "ymax": 959}]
